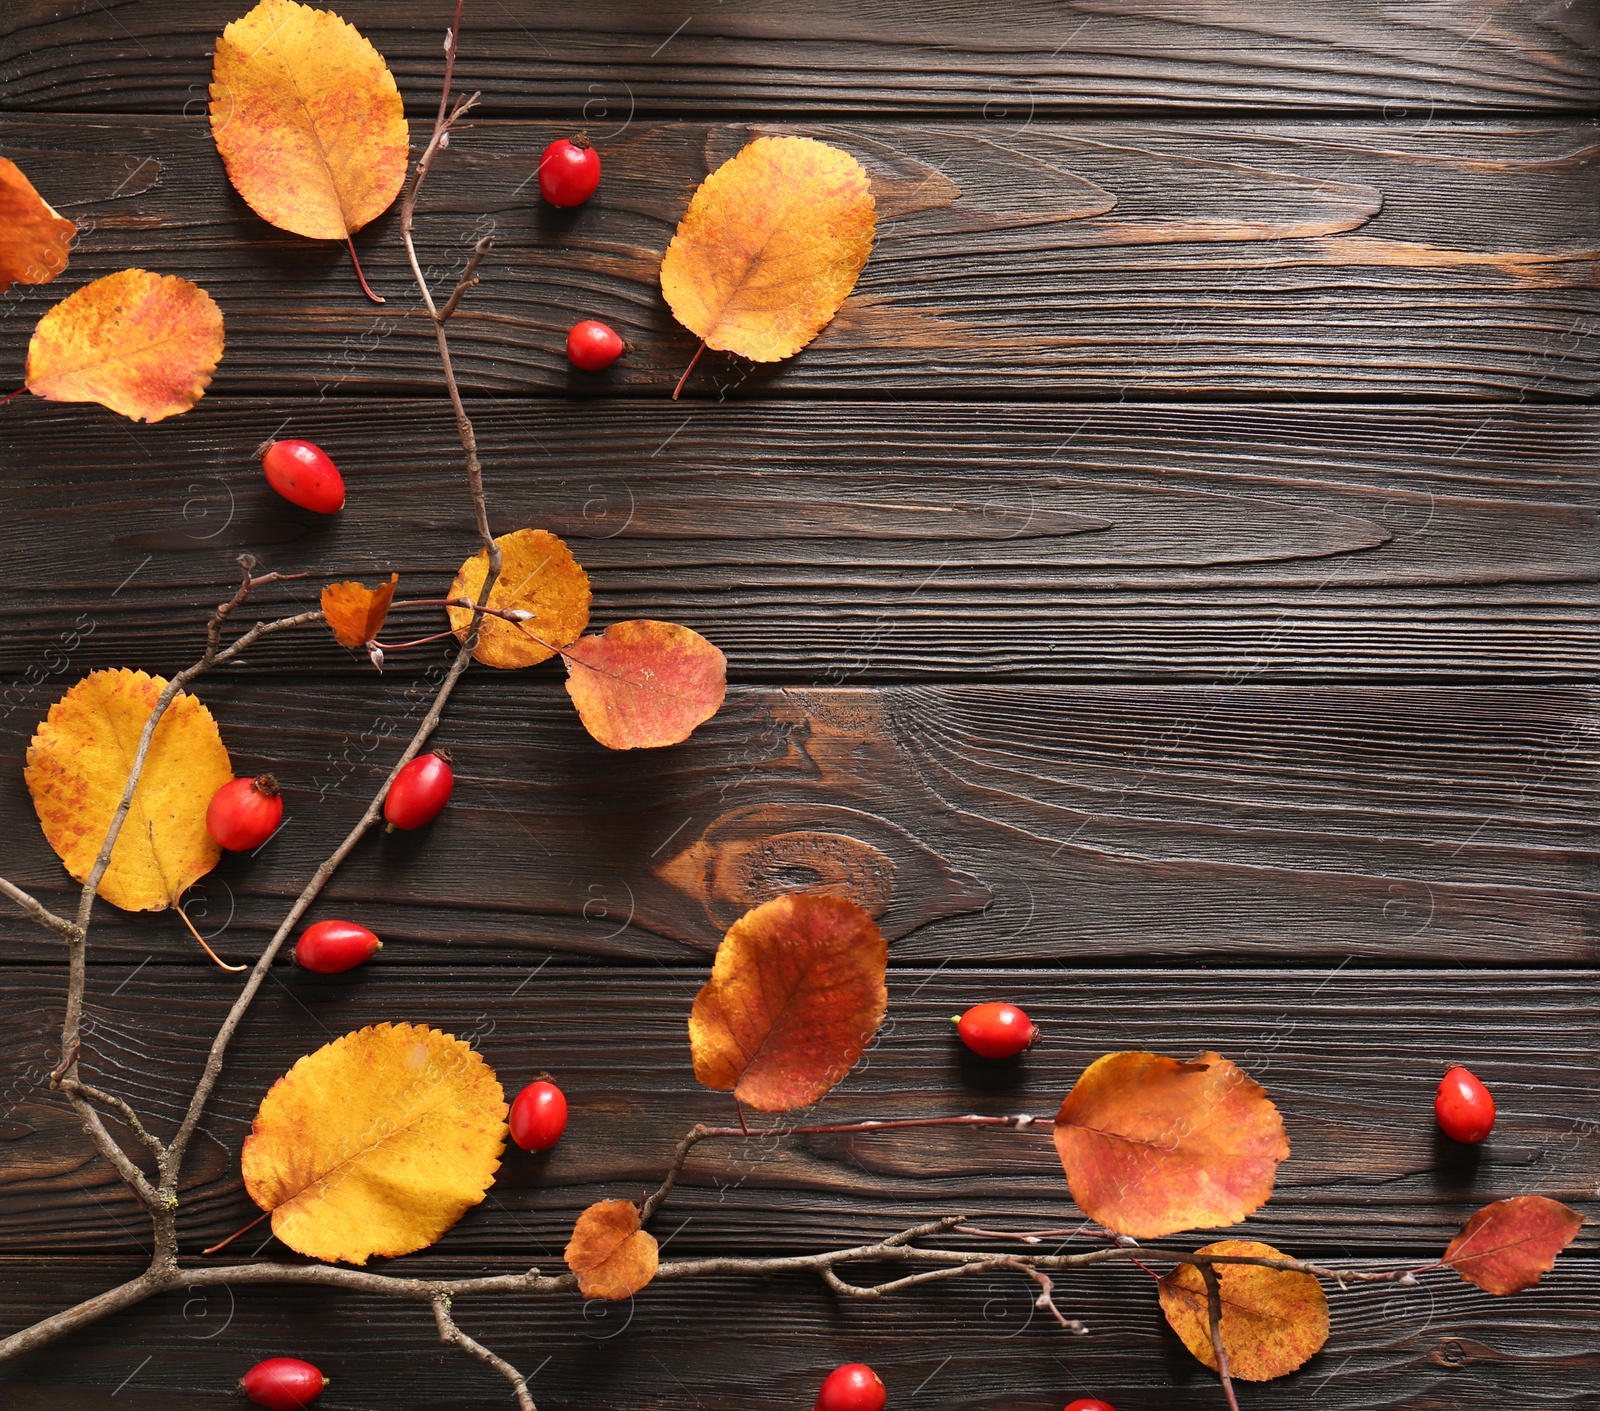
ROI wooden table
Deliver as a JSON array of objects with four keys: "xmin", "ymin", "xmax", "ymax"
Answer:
[{"xmin": 1, "ymin": 3, "xmax": 1596, "ymax": 1407}]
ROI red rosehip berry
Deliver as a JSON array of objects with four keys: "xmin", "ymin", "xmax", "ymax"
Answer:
[
  {"xmin": 206, "ymin": 774, "xmax": 284, "ymax": 851},
  {"xmin": 258, "ymin": 439, "xmax": 345, "ymax": 514},
  {"xmin": 814, "ymin": 1363, "xmax": 885, "ymax": 1411},
  {"xmin": 295, "ymin": 920, "xmax": 382, "ymax": 975},
  {"xmin": 566, "ymin": 319, "xmax": 627, "ymax": 372},
  {"xmin": 1435, "ymin": 1065, "xmax": 1495, "ymax": 1144},
  {"xmin": 1063, "ymin": 1401, "xmax": 1117, "ymax": 1411},
  {"xmin": 509, "ymin": 1079, "xmax": 568, "ymax": 1151},
  {"xmin": 538, "ymin": 135, "xmax": 600, "ymax": 207},
  {"xmin": 237, "ymin": 1357, "xmax": 327, "ymax": 1410},
  {"xmin": 384, "ymin": 750, "xmax": 454, "ymax": 830},
  {"xmin": 955, "ymin": 1001, "xmax": 1038, "ymax": 1059}
]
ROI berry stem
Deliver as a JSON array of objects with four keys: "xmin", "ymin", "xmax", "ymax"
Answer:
[
  {"xmin": 175, "ymin": 902, "xmax": 246, "ymax": 972},
  {"xmin": 672, "ymin": 340, "xmax": 707, "ymax": 400}
]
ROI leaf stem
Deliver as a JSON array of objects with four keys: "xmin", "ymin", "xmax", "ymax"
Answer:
[
  {"xmin": 672, "ymin": 340, "xmax": 706, "ymax": 400},
  {"xmin": 346, "ymin": 235, "xmax": 385, "ymax": 303},
  {"xmin": 175, "ymin": 898, "xmax": 247, "ymax": 971}
]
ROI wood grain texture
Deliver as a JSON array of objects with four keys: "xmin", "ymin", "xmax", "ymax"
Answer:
[
  {"xmin": 3, "ymin": 0, "xmax": 1599, "ymax": 115},
  {"xmin": 0, "ymin": 968, "xmax": 1594, "ymax": 1255},
  {"xmin": 1, "ymin": 118, "xmax": 1596, "ymax": 399},
  {"xmin": 3, "ymin": 1253, "xmax": 1596, "ymax": 1410},
  {"xmin": 0, "ymin": 400, "xmax": 1594, "ymax": 681},
  {"xmin": 2, "ymin": 682, "xmax": 1593, "ymax": 965}
]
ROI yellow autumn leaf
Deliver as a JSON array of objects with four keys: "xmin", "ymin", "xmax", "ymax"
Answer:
[
  {"xmin": 241, "ymin": 1023, "xmax": 507, "ymax": 1265},
  {"xmin": 660, "ymin": 136, "xmax": 875, "ymax": 364},
  {"xmin": 24, "ymin": 669, "xmax": 233, "ymax": 912},
  {"xmin": 210, "ymin": 0, "xmax": 410, "ymax": 242},
  {"xmin": 447, "ymin": 528, "xmax": 592, "ymax": 669},
  {"xmin": 25, "ymin": 269, "xmax": 225, "ymax": 423},
  {"xmin": 0, "ymin": 156, "xmax": 77, "ymax": 292}
]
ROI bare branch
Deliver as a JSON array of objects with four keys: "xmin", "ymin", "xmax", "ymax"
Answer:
[
  {"xmin": 439, "ymin": 235, "xmax": 495, "ymax": 321},
  {"xmin": 0, "ymin": 875, "xmax": 81, "ymax": 941},
  {"xmin": 61, "ymin": 1079, "xmax": 168, "ymax": 1168},
  {"xmin": 433, "ymin": 1294, "xmax": 538, "ymax": 1411},
  {"xmin": 1200, "ymin": 1262, "xmax": 1242, "ymax": 1411}
]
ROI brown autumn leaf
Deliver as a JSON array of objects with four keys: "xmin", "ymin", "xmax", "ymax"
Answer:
[
  {"xmin": 564, "ymin": 1199, "xmax": 660, "ymax": 1301},
  {"xmin": 1158, "ymin": 1239, "xmax": 1329, "ymax": 1381},
  {"xmin": 210, "ymin": 0, "xmax": 409, "ymax": 242},
  {"xmin": 25, "ymin": 269, "xmax": 224, "ymax": 423},
  {"xmin": 25, "ymin": 669, "xmax": 233, "ymax": 912},
  {"xmin": 241, "ymin": 1023, "xmax": 507, "ymax": 1265},
  {"xmin": 1052, "ymin": 1050, "xmax": 1288, "ymax": 1238},
  {"xmin": 447, "ymin": 528, "xmax": 592, "ymax": 669},
  {"xmin": 660, "ymin": 136, "xmax": 875, "ymax": 365},
  {"xmin": 1444, "ymin": 1195, "xmax": 1584, "ymax": 1295},
  {"xmin": 0, "ymin": 156, "xmax": 76, "ymax": 292},
  {"xmin": 689, "ymin": 892, "xmax": 887, "ymax": 1112},
  {"xmin": 562, "ymin": 619, "xmax": 727, "ymax": 750},
  {"xmin": 323, "ymin": 573, "xmax": 399, "ymax": 649}
]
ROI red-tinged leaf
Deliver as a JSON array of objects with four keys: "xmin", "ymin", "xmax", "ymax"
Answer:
[
  {"xmin": 1444, "ymin": 1195, "xmax": 1584, "ymax": 1295},
  {"xmin": 689, "ymin": 892, "xmax": 887, "ymax": 1112},
  {"xmin": 562, "ymin": 619, "xmax": 726, "ymax": 750},
  {"xmin": 1053, "ymin": 1050, "xmax": 1288, "ymax": 1238},
  {"xmin": 1158, "ymin": 1239, "xmax": 1329, "ymax": 1381},
  {"xmin": 0, "ymin": 156, "xmax": 76, "ymax": 291},
  {"xmin": 564, "ymin": 1199, "xmax": 659, "ymax": 1300},
  {"xmin": 322, "ymin": 573, "xmax": 398, "ymax": 649}
]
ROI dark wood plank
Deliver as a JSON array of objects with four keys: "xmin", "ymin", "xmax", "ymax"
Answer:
[
  {"xmin": 4, "ymin": 1252, "xmax": 1596, "ymax": 1411},
  {"xmin": 1, "ymin": 968, "xmax": 1595, "ymax": 1255},
  {"xmin": 5, "ymin": 0, "xmax": 1599, "ymax": 115},
  {"xmin": 2, "ymin": 682, "xmax": 1593, "ymax": 965},
  {"xmin": 1, "ymin": 400, "xmax": 1595, "ymax": 681},
  {"xmin": 2, "ymin": 118, "xmax": 1596, "ymax": 399}
]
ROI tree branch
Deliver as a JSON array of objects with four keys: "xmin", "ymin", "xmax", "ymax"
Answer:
[
  {"xmin": 433, "ymin": 1293, "xmax": 537, "ymax": 1411},
  {"xmin": 0, "ymin": 876, "xmax": 82, "ymax": 941},
  {"xmin": 1200, "ymin": 1262, "xmax": 1243, "ymax": 1411}
]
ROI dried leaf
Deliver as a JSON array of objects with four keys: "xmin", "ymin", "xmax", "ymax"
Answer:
[
  {"xmin": 564, "ymin": 1199, "xmax": 660, "ymax": 1301},
  {"xmin": 660, "ymin": 136, "xmax": 875, "ymax": 363},
  {"xmin": 25, "ymin": 669, "xmax": 232, "ymax": 912},
  {"xmin": 241, "ymin": 1022, "xmax": 506, "ymax": 1265},
  {"xmin": 25, "ymin": 269, "xmax": 224, "ymax": 423},
  {"xmin": 689, "ymin": 892, "xmax": 886, "ymax": 1112},
  {"xmin": 0, "ymin": 156, "xmax": 76, "ymax": 291},
  {"xmin": 1444, "ymin": 1195, "xmax": 1583, "ymax": 1295},
  {"xmin": 210, "ymin": 0, "xmax": 409, "ymax": 241},
  {"xmin": 1158, "ymin": 1239, "xmax": 1329, "ymax": 1381},
  {"xmin": 562, "ymin": 619, "xmax": 726, "ymax": 750},
  {"xmin": 447, "ymin": 528, "xmax": 592, "ymax": 669},
  {"xmin": 323, "ymin": 573, "xmax": 398, "ymax": 648},
  {"xmin": 1053, "ymin": 1051, "xmax": 1288, "ymax": 1238}
]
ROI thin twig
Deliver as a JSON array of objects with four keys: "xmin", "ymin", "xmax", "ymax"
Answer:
[
  {"xmin": 439, "ymin": 235, "xmax": 495, "ymax": 321},
  {"xmin": 1200, "ymin": 1262, "xmax": 1243, "ymax": 1411},
  {"xmin": 433, "ymin": 1294, "xmax": 537, "ymax": 1411},
  {"xmin": 0, "ymin": 876, "xmax": 82, "ymax": 941}
]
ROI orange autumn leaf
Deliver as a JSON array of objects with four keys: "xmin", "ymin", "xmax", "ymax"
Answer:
[
  {"xmin": 564, "ymin": 1199, "xmax": 660, "ymax": 1301},
  {"xmin": 1053, "ymin": 1051, "xmax": 1288, "ymax": 1238},
  {"xmin": 210, "ymin": 0, "xmax": 409, "ymax": 242},
  {"xmin": 25, "ymin": 669, "xmax": 232, "ymax": 913},
  {"xmin": 447, "ymin": 528, "xmax": 592, "ymax": 669},
  {"xmin": 25, "ymin": 269, "xmax": 224, "ymax": 423},
  {"xmin": 689, "ymin": 893, "xmax": 887, "ymax": 1112},
  {"xmin": 660, "ymin": 136, "xmax": 875, "ymax": 364},
  {"xmin": 1158, "ymin": 1239, "xmax": 1329, "ymax": 1381},
  {"xmin": 323, "ymin": 573, "xmax": 399, "ymax": 648},
  {"xmin": 241, "ymin": 1023, "xmax": 507, "ymax": 1266},
  {"xmin": 1444, "ymin": 1195, "xmax": 1584, "ymax": 1295},
  {"xmin": 0, "ymin": 156, "xmax": 76, "ymax": 292},
  {"xmin": 562, "ymin": 619, "xmax": 726, "ymax": 750}
]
